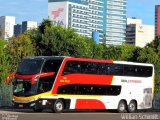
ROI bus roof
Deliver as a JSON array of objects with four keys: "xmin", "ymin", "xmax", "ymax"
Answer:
[
  {"xmin": 25, "ymin": 56, "xmax": 69, "ymax": 61},
  {"xmin": 114, "ymin": 61, "xmax": 154, "ymax": 67},
  {"xmin": 24, "ymin": 56, "xmax": 154, "ymax": 67},
  {"xmin": 64, "ymin": 57, "xmax": 154, "ymax": 67}
]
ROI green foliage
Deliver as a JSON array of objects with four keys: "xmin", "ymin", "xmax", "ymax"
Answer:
[
  {"xmin": 0, "ymin": 26, "xmax": 3, "ymax": 37},
  {"xmin": 119, "ymin": 44, "xmax": 137, "ymax": 61},
  {"xmin": 0, "ymin": 38, "xmax": 10, "ymax": 84},
  {"xmin": 5, "ymin": 34, "xmax": 35, "ymax": 69},
  {"xmin": 103, "ymin": 45, "xmax": 121, "ymax": 60},
  {"xmin": 27, "ymin": 19, "xmax": 97, "ymax": 57},
  {"xmin": 38, "ymin": 19, "xmax": 53, "ymax": 34}
]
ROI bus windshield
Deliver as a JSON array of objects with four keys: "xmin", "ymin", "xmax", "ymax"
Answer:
[
  {"xmin": 13, "ymin": 80, "xmax": 38, "ymax": 97},
  {"xmin": 17, "ymin": 59, "xmax": 44, "ymax": 75}
]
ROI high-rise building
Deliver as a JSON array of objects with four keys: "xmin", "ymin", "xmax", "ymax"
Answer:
[
  {"xmin": 48, "ymin": 0, "xmax": 126, "ymax": 45},
  {"xmin": 0, "ymin": 16, "xmax": 15, "ymax": 40},
  {"xmin": 126, "ymin": 18, "xmax": 155, "ymax": 48},
  {"xmin": 155, "ymin": 5, "xmax": 160, "ymax": 37},
  {"xmin": 14, "ymin": 21, "xmax": 38, "ymax": 36},
  {"xmin": 22, "ymin": 21, "xmax": 38, "ymax": 33},
  {"xmin": 14, "ymin": 24, "xmax": 22, "ymax": 37}
]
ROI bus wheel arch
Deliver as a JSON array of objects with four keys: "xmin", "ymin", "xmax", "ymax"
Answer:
[
  {"xmin": 127, "ymin": 100, "xmax": 137, "ymax": 113},
  {"xmin": 117, "ymin": 99, "xmax": 127, "ymax": 113}
]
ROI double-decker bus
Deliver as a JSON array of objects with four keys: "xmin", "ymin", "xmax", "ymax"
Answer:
[{"xmin": 6, "ymin": 56, "xmax": 154, "ymax": 113}]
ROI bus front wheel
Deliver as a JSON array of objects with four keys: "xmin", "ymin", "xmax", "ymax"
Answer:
[
  {"xmin": 52, "ymin": 99, "xmax": 64, "ymax": 113},
  {"xmin": 117, "ymin": 100, "xmax": 127, "ymax": 113}
]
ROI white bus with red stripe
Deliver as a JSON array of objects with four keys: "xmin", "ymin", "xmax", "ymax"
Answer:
[{"xmin": 6, "ymin": 56, "xmax": 154, "ymax": 113}]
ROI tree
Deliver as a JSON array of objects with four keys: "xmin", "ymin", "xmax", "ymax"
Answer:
[
  {"xmin": 92, "ymin": 43, "xmax": 106, "ymax": 59},
  {"xmin": 27, "ymin": 19, "xmax": 98, "ymax": 57},
  {"xmin": 103, "ymin": 45, "xmax": 121, "ymax": 60},
  {"xmin": 38, "ymin": 19, "xmax": 53, "ymax": 34},
  {"xmin": 0, "ymin": 38, "xmax": 10, "ymax": 84},
  {"xmin": 119, "ymin": 44, "xmax": 138, "ymax": 61},
  {"xmin": 5, "ymin": 34, "xmax": 35, "ymax": 68},
  {"xmin": 0, "ymin": 26, "xmax": 2, "ymax": 37}
]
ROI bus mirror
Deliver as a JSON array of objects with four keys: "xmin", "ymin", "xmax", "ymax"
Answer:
[{"xmin": 6, "ymin": 73, "xmax": 15, "ymax": 85}]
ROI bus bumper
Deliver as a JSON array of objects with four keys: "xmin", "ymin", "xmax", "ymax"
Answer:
[{"xmin": 12, "ymin": 99, "xmax": 56, "ymax": 109}]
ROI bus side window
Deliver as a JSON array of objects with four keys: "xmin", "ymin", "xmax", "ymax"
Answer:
[
  {"xmin": 136, "ymin": 66, "xmax": 152, "ymax": 77},
  {"xmin": 106, "ymin": 86, "xmax": 121, "ymax": 95},
  {"xmin": 97, "ymin": 63, "xmax": 107, "ymax": 75},
  {"xmin": 81, "ymin": 62, "xmax": 97, "ymax": 74},
  {"xmin": 57, "ymin": 85, "xmax": 70, "ymax": 94},
  {"xmin": 81, "ymin": 62, "xmax": 89, "ymax": 74},
  {"xmin": 62, "ymin": 61, "xmax": 81, "ymax": 75},
  {"xmin": 145, "ymin": 67, "xmax": 152, "ymax": 77},
  {"xmin": 107, "ymin": 64, "xmax": 115, "ymax": 75},
  {"xmin": 57, "ymin": 84, "xmax": 78, "ymax": 94},
  {"xmin": 123, "ymin": 65, "xmax": 153, "ymax": 77},
  {"xmin": 124, "ymin": 65, "xmax": 135, "ymax": 76},
  {"xmin": 42, "ymin": 60, "xmax": 62, "ymax": 73},
  {"xmin": 114, "ymin": 64, "xmax": 124, "ymax": 76}
]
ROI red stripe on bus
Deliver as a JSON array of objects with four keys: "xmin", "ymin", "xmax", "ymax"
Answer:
[
  {"xmin": 75, "ymin": 99, "xmax": 106, "ymax": 109},
  {"xmin": 52, "ymin": 74, "xmax": 113, "ymax": 94},
  {"xmin": 52, "ymin": 58, "xmax": 113, "ymax": 94}
]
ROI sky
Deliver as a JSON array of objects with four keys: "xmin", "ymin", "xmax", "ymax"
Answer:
[{"xmin": 0, "ymin": 0, "xmax": 160, "ymax": 25}]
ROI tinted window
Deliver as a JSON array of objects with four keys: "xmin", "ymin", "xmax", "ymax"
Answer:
[
  {"xmin": 17, "ymin": 59, "xmax": 44, "ymax": 75},
  {"xmin": 57, "ymin": 84, "xmax": 121, "ymax": 96},
  {"xmin": 123, "ymin": 65, "xmax": 153, "ymax": 77},
  {"xmin": 63, "ymin": 61, "xmax": 81, "ymax": 75},
  {"xmin": 97, "ymin": 63, "xmax": 107, "ymax": 74},
  {"xmin": 81, "ymin": 62, "xmax": 97, "ymax": 74},
  {"xmin": 62, "ymin": 60, "xmax": 153, "ymax": 77},
  {"xmin": 42, "ymin": 60, "xmax": 62, "ymax": 73},
  {"xmin": 107, "ymin": 64, "xmax": 124, "ymax": 76}
]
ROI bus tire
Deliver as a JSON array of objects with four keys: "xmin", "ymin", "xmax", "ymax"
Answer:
[
  {"xmin": 33, "ymin": 108, "xmax": 43, "ymax": 112},
  {"xmin": 117, "ymin": 100, "xmax": 127, "ymax": 113},
  {"xmin": 52, "ymin": 99, "xmax": 64, "ymax": 113},
  {"xmin": 127, "ymin": 100, "xmax": 137, "ymax": 113}
]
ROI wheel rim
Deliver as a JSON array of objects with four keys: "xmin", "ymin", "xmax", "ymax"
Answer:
[
  {"xmin": 119, "ymin": 103, "xmax": 125, "ymax": 111},
  {"xmin": 55, "ymin": 102, "xmax": 63, "ymax": 112},
  {"xmin": 129, "ymin": 103, "xmax": 135, "ymax": 111}
]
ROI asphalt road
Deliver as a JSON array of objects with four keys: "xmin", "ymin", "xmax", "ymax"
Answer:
[{"xmin": 0, "ymin": 109, "xmax": 160, "ymax": 120}]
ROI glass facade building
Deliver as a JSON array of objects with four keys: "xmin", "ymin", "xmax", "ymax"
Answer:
[
  {"xmin": 48, "ymin": 0, "xmax": 126, "ymax": 45},
  {"xmin": 155, "ymin": 5, "xmax": 160, "ymax": 37}
]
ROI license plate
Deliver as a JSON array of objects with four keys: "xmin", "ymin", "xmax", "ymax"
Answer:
[{"xmin": 19, "ymin": 104, "xmax": 23, "ymax": 108}]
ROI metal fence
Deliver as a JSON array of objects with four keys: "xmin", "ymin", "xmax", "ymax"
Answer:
[
  {"xmin": 153, "ymin": 93, "xmax": 160, "ymax": 109},
  {"xmin": 0, "ymin": 85, "xmax": 12, "ymax": 107}
]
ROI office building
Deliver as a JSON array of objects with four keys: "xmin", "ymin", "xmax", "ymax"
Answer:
[
  {"xmin": 155, "ymin": 5, "xmax": 160, "ymax": 37},
  {"xmin": 48, "ymin": 0, "xmax": 127, "ymax": 45},
  {"xmin": 14, "ymin": 24, "xmax": 22, "ymax": 37},
  {"xmin": 22, "ymin": 21, "xmax": 38, "ymax": 33},
  {"xmin": 14, "ymin": 21, "xmax": 38, "ymax": 36},
  {"xmin": 126, "ymin": 18, "xmax": 155, "ymax": 48},
  {"xmin": 0, "ymin": 16, "xmax": 15, "ymax": 40}
]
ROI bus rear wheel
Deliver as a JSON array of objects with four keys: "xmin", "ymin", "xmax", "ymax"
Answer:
[
  {"xmin": 52, "ymin": 99, "xmax": 64, "ymax": 113},
  {"xmin": 127, "ymin": 101, "xmax": 137, "ymax": 113},
  {"xmin": 117, "ymin": 100, "xmax": 127, "ymax": 113}
]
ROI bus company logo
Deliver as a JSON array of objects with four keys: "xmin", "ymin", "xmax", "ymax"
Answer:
[
  {"xmin": 139, "ymin": 25, "xmax": 143, "ymax": 29},
  {"xmin": 121, "ymin": 79, "xmax": 142, "ymax": 83},
  {"xmin": 60, "ymin": 77, "xmax": 70, "ymax": 83},
  {"xmin": 51, "ymin": 8, "xmax": 64, "ymax": 19}
]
